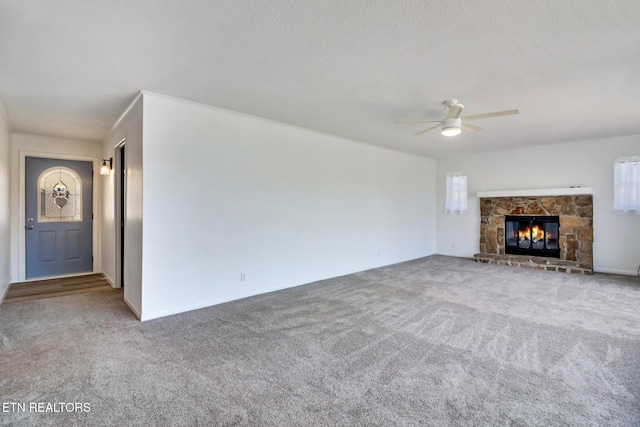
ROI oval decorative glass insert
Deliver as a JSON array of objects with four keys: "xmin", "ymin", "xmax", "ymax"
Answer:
[{"xmin": 38, "ymin": 166, "xmax": 82, "ymax": 222}]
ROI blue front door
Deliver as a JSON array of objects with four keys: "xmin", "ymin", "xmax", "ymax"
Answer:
[{"xmin": 25, "ymin": 157, "xmax": 93, "ymax": 279}]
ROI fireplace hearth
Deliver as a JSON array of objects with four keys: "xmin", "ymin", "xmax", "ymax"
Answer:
[{"xmin": 505, "ymin": 215, "xmax": 560, "ymax": 258}]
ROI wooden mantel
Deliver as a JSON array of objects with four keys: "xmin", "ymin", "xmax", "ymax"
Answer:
[{"xmin": 477, "ymin": 187, "xmax": 593, "ymax": 198}]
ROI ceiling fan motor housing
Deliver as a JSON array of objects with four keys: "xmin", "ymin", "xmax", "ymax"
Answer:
[
  {"xmin": 443, "ymin": 99, "xmax": 459, "ymax": 108},
  {"xmin": 442, "ymin": 117, "xmax": 462, "ymax": 136}
]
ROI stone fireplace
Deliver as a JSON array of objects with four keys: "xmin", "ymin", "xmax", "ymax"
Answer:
[{"xmin": 474, "ymin": 191, "xmax": 593, "ymax": 274}]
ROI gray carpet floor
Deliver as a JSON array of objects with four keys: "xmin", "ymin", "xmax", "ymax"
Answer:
[{"xmin": 1, "ymin": 255, "xmax": 639, "ymax": 426}]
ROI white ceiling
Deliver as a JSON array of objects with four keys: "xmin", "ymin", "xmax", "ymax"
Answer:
[{"xmin": 1, "ymin": 0, "xmax": 639, "ymax": 158}]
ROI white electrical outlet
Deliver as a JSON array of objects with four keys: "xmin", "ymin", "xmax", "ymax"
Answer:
[{"xmin": 240, "ymin": 273, "xmax": 246, "ymax": 282}]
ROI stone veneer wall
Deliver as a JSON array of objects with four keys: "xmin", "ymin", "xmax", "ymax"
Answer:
[{"xmin": 476, "ymin": 195, "xmax": 594, "ymax": 273}]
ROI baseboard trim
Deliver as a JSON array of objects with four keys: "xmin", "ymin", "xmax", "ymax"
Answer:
[
  {"xmin": 594, "ymin": 267, "xmax": 639, "ymax": 276},
  {"xmin": 0, "ymin": 278, "xmax": 10, "ymax": 305},
  {"xmin": 124, "ymin": 296, "xmax": 142, "ymax": 320},
  {"xmin": 139, "ymin": 284, "xmax": 289, "ymax": 321},
  {"xmin": 102, "ymin": 272, "xmax": 116, "ymax": 288},
  {"xmin": 137, "ymin": 254, "xmax": 447, "ymax": 322}
]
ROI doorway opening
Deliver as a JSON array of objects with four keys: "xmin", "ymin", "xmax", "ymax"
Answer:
[{"xmin": 115, "ymin": 140, "xmax": 126, "ymax": 288}]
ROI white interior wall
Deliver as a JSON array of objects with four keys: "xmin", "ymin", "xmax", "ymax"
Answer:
[
  {"xmin": 9, "ymin": 133, "xmax": 102, "ymax": 282},
  {"xmin": 101, "ymin": 94, "xmax": 144, "ymax": 317},
  {"xmin": 436, "ymin": 135, "xmax": 640, "ymax": 275},
  {"xmin": 0, "ymin": 105, "xmax": 12, "ymax": 300},
  {"xmin": 138, "ymin": 92, "xmax": 436, "ymax": 320}
]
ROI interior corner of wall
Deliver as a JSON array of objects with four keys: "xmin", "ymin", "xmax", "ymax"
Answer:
[{"xmin": 102, "ymin": 272, "xmax": 116, "ymax": 288}]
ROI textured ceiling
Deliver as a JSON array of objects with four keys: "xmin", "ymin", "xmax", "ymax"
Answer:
[{"xmin": 1, "ymin": 0, "xmax": 639, "ymax": 158}]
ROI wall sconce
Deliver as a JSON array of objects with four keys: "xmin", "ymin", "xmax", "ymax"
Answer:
[{"xmin": 100, "ymin": 158, "xmax": 113, "ymax": 175}]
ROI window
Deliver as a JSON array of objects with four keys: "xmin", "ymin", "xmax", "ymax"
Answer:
[
  {"xmin": 613, "ymin": 156, "xmax": 640, "ymax": 215},
  {"xmin": 445, "ymin": 171, "xmax": 467, "ymax": 214},
  {"xmin": 37, "ymin": 166, "xmax": 83, "ymax": 222}
]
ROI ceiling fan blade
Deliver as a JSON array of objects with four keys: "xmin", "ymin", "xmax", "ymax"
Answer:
[
  {"xmin": 447, "ymin": 103, "xmax": 464, "ymax": 119},
  {"xmin": 414, "ymin": 123, "xmax": 441, "ymax": 135},
  {"xmin": 395, "ymin": 119, "xmax": 443, "ymax": 124},
  {"xmin": 461, "ymin": 121, "xmax": 483, "ymax": 131},
  {"xmin": 462, "ymin": 109, "xmax": 519, "ymax": 121}
]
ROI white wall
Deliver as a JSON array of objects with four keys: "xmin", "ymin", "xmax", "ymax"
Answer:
[
  {"xmin": 436, "ymin": 135, "xmax": 640, "ymax": 275},
  {"xmin": 101, "ymin": 94, "xmax": 144, "ymax": 318},
  {"xmin": 9, "ymin": 133, "xmax": 102, "ymax": 282},
  {"xmin": 138, "ymin": 92, "xmax": 436, "ymax": 320},
  {"xmin": 0, "ymin": 104, "xmax": 12, "ymax": 300}
]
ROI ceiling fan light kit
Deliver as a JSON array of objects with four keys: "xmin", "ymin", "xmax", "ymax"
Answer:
[
  {"xmin": 441, "ymin": 118, "xmax": 462, "ymax": 136},
  {"xmin": 396, "ymin": 99, "xmax": 519, "ymax": 137}
]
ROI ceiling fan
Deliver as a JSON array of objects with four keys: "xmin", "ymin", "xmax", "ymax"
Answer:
[{"xmin": 395, "ymin": 99, "xmax": 519, "ymax": 137}]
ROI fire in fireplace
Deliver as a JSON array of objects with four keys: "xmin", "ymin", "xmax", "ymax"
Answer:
[{"xmin": 505, "ymin": 215, "xmax": 560, "ymax": 258}]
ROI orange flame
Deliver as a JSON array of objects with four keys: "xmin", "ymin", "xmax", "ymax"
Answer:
[{"xmin": 519, "ymin": 225, "xmax": 545, "ymax": 241}]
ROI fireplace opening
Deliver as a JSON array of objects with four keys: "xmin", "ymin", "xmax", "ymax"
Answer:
[{"xmin": 505, "ymin": 215, "xmax": 560, "ymax": 258}]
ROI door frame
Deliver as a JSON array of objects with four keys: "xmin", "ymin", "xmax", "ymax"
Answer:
[
  {"xmin": 18, "ymin": 151, "xmax": 101, "ymax": 282},
  {"xmin": 114, "ymin": 139, "xmax": 125, "ymax": 289}
]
